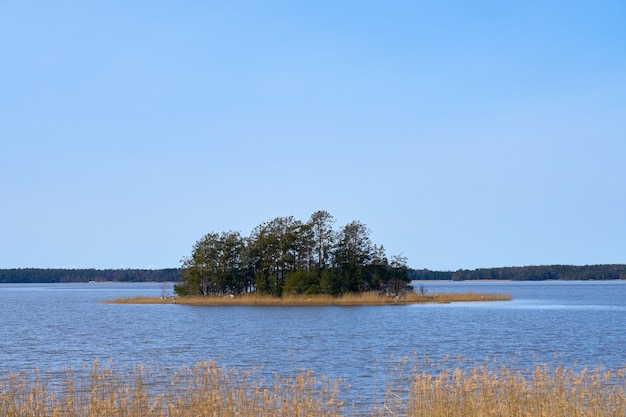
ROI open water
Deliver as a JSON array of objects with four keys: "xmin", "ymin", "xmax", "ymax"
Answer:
[{"xmin": 1, "ymin": 280, "xmax": 624, "ymax": 404}]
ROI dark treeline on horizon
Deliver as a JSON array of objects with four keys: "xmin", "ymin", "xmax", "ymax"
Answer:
[
  {"xmin": 0, "ymin": 268, "xmax": 182, "ymax": 283},
  {"xmin": 410, "ymin": 264, "xmax": 626, "ymax": 281},
  {"xmin": 2, "ymin": 257, "xmax": 624, "ymax": 286},
  {"xmin": 2, "ymin": 264, "xmax": 624, "ymax": 284}
]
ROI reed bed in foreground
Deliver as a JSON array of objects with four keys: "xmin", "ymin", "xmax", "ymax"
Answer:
[
  {"xmin": 104, "ymin": 291, "xmax": 511, "ymax": 306},
  {"xmin": 0, "ymin": 361, "xmax": 344, "ymax": 417},
  {"xmin": 1, "ymin": 361, "xmax": 624, "ymax": 417},
  {"xmin": 375, "ymin": 361, "xmax": 626, "ymax": 417}
]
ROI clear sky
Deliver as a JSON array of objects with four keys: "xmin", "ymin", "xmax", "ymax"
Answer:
[{"xmin": 1, "ymin": 1, "xmax": 625, "ymax": 271}]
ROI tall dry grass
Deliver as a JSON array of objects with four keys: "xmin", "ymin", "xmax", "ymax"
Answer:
[
  {"xmin": 104, "ymin": 291, "xmax": 512, "ymax": 306},
  {"xmin": 372, "ymin": 360, "xmax": 626, "ymax": 417},
  {"xmin": 1, "ymin": 360, "xmax": 624, "ymax": 417},
  {"xmin": 0, "ymin": 361, "xmax": 344, "ymax": 417}
]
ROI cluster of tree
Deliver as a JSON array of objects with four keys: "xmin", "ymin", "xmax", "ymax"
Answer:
[
  {"xmin": 0, "ymin": 268, "xmax": 181, "ymax": 283},
  {"xmin": 409, "ymin": 264, "xmax": 626, "ymax": 281},
  {"xmin": 175, "ymin": 210, "xmax": 411, "ymax": 297}
]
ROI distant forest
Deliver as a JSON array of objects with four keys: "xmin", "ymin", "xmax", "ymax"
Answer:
[
  {"xmin": 2, "ymin": 264, "xmax": 624, "ymax": 284},
  {"xmin": 0, "ymin": 268, "xmax": 181, "ymax": 283},
  {"xmin": 410, "ymin": 264, "xmax": 626, "ymax": 281}
]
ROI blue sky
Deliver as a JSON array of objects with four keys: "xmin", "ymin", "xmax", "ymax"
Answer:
[{"xmin": 1, "ymin": 1, "xmax": 625, "ymax": 270}]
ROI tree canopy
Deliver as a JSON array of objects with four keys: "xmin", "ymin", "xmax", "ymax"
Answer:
[{"xmin": 175, "ymin": 210, "xmax": 411, "ymax": 297}]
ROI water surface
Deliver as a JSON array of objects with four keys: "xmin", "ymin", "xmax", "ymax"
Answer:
[{"xmin": 1, "ymin": 281, "xmax": 624, "ymax": 403}]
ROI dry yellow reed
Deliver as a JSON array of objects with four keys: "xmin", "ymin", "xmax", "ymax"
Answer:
[
  {"xmin": 103, "ymin": 291, "xmax": 512, "ymax": 306},
  {"xmin": 1, "ymin": 360, "xmax": 623, "ymax": 417},
  {"xmin": 1, "ymin": 361, "xmax": 345, "ymax": 417},
  {"xmin": 381, "ymin": 361, "xmax": 626, "ymax": 417}
]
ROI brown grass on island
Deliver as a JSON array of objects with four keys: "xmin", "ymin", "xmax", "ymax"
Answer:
[
  {"xmin": 103, "ymin": 291, "xmax": 512, "ymax": 306},
  {"xmin": 1, "ymin": 360, "xmax": 624, "ymax": 417}
]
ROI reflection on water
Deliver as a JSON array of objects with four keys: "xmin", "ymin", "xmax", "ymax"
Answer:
[{"xmin": 0, "ymin": 281, "xmax": 624, "ymax": 404}]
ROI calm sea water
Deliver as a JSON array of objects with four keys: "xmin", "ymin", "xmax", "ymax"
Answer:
[{"xmin": 1, "ymin": 280, "xmax": 624, "ymax": 403}]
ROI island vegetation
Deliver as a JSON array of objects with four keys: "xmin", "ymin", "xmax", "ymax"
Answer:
[
  {"xmin": 175, "ymin": 210, "xmax": 413, "ymax": 298},
  {"xmin": 1, "ymin": 360, "xmax": 623, "ymax": 416}
]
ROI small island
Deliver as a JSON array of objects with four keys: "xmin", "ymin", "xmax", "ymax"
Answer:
[{"xmin": 106, "ymin": 210, "xmax": 511, "ymax": 306}]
